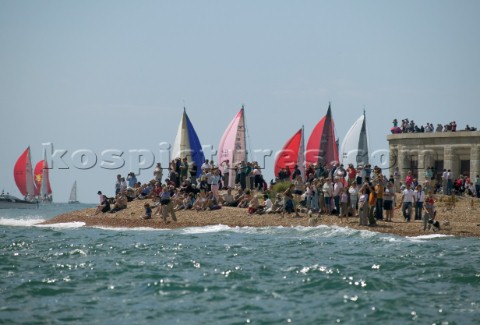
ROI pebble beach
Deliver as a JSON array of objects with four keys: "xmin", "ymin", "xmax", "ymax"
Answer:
[{"xmin": 41, "ymin": 194, "xmax": 480, "ymax": 238}]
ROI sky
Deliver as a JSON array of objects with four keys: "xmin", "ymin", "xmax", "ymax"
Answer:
[{"xmin": 1, "ymin": 0, "xmax": 479, "ymax": 203}]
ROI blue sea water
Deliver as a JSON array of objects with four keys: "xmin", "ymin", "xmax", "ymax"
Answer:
[{"xmin": 1, "ymin": 204, "xmax": 479, "ymax": 324}]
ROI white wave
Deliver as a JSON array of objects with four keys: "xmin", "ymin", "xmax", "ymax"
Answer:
[
  {"xmin": 92, "ymin": 225, "xmax": 169, "ymax": 232},
  {"xmin": 406, "ymin": 234, "xmax": 454, "ymax": 241},
  {"xmin": 0, "ymin": 217, "xmax": 45, "ymax": 227},
  {"xmin": 181, "ymin": 224, "xmax": 233, "ymax": 234},
  {"xmin": 35, "ymin": 222, "xmax": 86, "ymax": 229}
]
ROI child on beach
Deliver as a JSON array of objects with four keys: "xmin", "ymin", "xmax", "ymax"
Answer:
[
  {"xmin": 423, "ymin": 190, "xmax": 436, "ymax": 231},
  {"xmin": 358, "ymin": 187, "xmax": 369, "ymax": 226},
  {"xmin": 143, "ymin": 203, "xmax": 152, "ymax": 220}
]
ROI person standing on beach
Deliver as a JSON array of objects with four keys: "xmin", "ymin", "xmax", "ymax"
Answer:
[
  {"xmin": 447, "ymin": 169, "xmax": 453, "ymax": 195},
  {"xmin": 160, "ymin": 186, "xmax": 177, "ymax": 223},
  {"xmin": 348, "ymin": 182, "xmax": 359, "ymax": 216},
  {"xmin": 423, "ymin": 191, "xmax": 436, "ymax": 231},
  {"xmin": 383, "ymin": 182, "xmax": 395, "ymax": 222},
  {"xmin": 189, "ymin": 161, "xmax": 198, "ymax": 185},
  {"xmin": 209, "ymin": 169, "xmax": 221, "ymax": 201},
  {"xmin": 222, "ymin": 160, "xmax": 230, "ymax": 189},
  {"xmin": 322, "ymin": 178, "xmax": 333, "ymax": 214},
  {"xmin": 114, "ymin": 174, "xmax": 122, "ymax": 195},
  {"xmin": 127, "ymin": 172, "xmax": 137, "ymax": 188},
  {"xmin": 441, "ymin": 169, "xmax": 448, "ymax": 194},
  {"xmin": 180, "ymin": 157, "xmax": 189, "ymax": 183},
  {"xmin": 375, "ymin": 176, "xmax": 384, "ymax": 220},
  {"xmin": 399, "ymin": 183, "xmax": 415, "ymax": 222},
  {"xmin": 414, "ymin": 184, "xmax": 425, "ymax": 221},
  {"xmin": 358, "ymin": 186, "xmax": 369, "ymax": 226},
  {"xmin": 154, "ymin": 163, "xmax": 163, "ymax": 183},
  {"xmin": 332, "ymin": 177, "xmax": 343, "ymax": 215}
]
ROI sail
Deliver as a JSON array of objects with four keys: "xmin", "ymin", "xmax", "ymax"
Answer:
[
  {"xmin": 69, "ymin": 181, "xmax": 78, "ymax": 203},
  {"xmin": 274, "ymin": 128, "xmax": 303, "ymax": 178},
  {"xmin": 172, "ymin": 109, "xmax": 205, "ymax": 177},
  {"xmin": 13, "ymin": 147, "xmax": 36, "ymax": 197},
  {"xmin": 306, "ymin": 104, "xmax": 339, "ymax": 167},
  {"xmin": 218, "ymin": 107, "xmax": 247, "ymax": 188},
  {"xmin": 34, "ymin": 160, "xmax": 52, "ymax": 197},
  {"xmin": 340, "ymin": 112, "xmax": 369, "ymax": 167}
]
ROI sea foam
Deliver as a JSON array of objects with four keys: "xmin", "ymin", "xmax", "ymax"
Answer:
[
  {"xmin": 0, "ymin": 217, "xmax": 45, "ymax": 227},
  {"xmin": 35, "ymin": 221, "xmax": 86, "ymax": 229}
]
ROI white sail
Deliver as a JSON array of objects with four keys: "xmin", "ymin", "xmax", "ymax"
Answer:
[
  {"xmin": 340, "ymin": 112, "xmax": 369, "ymax": 168},
  {"xmin": 172, "ymin": 109, "xmax": 190, "ymax": 160},
  {"xmin": 68, "ymin": 181, "xmax": 79, "ymax": 203}
]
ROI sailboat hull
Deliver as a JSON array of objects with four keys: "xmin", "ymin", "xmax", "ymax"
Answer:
[{"xmin": 0, "ymin": 195, "xmax": 38, "ymax": 209}]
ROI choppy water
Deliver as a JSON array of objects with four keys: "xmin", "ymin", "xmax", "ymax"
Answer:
[{"xmin": 1, "ymin": 204, "xmax": 479, "ymax": 324}]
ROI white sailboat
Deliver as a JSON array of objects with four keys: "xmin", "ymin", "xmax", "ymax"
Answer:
[
  {"xmin": 68, "ymin": 181, "xmax": 79, "ymax": 204},
  {"xmin": 340, "ymin": 111, "xmax": 369, "ymax": 168}
]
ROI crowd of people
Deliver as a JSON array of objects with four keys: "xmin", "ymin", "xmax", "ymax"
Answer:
[
  {"xmin": 391, "ymin": 118, "xmax": 477, "ymax": 134},
  {"xmin": 92, "ymin": 152, "xmax": 479, "ymax": 231}
]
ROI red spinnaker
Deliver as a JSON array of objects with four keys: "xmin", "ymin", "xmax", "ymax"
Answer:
[
  {"xmin": 306, "ymin": 104, "xmax": 339, "ymax": 167},
  {"xmin": 274, "ymin": 128, "xmax": 302, "ymax": 177}
]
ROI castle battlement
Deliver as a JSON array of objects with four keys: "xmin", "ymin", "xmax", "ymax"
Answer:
[{"xmin": 387, "ymin": 131, "xmax": 480, "ymax": 182}]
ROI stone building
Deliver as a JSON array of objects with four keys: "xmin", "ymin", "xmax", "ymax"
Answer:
[{"xmin": 387, "ymin": 131, "xmax": 480, "ymax": 184}]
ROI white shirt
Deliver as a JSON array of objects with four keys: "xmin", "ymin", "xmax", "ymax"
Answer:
[
  {"xmin": 333, "ymin": 181, "xmax": 344, "ymax": 197},
  {"xmin": 402, "ymin": 189, "xmax": 415, "ymax": 203},
  {"xmin": 264, "ymin": 198, "xmax": 273, "ymax": 210},
  {"xmin": 442, "ymin": 171, "xmax": 448, "ymax": 180},
  {"xmin": 414, "ymin": 190, "xmax": 425, "ymax": 203},
  {"xmin": 323, "ymin": 183, "xmax": 333, "ymax": 197}
]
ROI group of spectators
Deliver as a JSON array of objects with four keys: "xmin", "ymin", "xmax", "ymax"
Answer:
[
  {"xmin": 94, "ymin": 158, "xmax": 271, "ymax": 219},
  {"xmin": 274, "ymin": 162, "xmax": 399, "ymax": 226},
  {"xmin": 93, "ymin": 151, "xmax": 479, "ymax": 228},
  {"xmin": 391, "ymin": 118, "xmax": 477, "ymax": 134}
]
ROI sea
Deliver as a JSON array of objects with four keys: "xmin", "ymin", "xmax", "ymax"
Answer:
[{"xmin": 0, "ymin": 204, "xmax": 479, "ymax": 325}]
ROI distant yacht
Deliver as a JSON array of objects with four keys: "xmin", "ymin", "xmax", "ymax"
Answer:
[
  {"xmin": 0, "ymin": 193, "xmax": 38, "ymax": 209},
  {"xmin": 68, "ymin": 181, "xmax": 80, "ymax": 204}
]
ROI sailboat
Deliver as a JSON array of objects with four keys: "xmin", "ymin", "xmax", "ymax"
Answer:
[
  {"xmin": 68, "ymin": 181, "xmax": 79, "ymax": 204},
  {"xmin": 217, "ymin": 106, "xmax": 248, "ymax": 188},
  {"xmin": 34, "ymin": 159, "xmax": 53, "ymax": 202},
  {"xmin": 3, "ymin": 146, "xmax": 39, "ymax": 208},
  {"xmin": 340, "ymin": 111, "xmax": 369, "ymax": 168},
  {"xmin": 172, "ymin": 108, "xmax": 205, "ymax": 177},
  {"xmin": 14, "ymin": 147, "xmax": 37, "ymax": 200},
  {"xmin": 274, "ymin": 127, "xmax": 305, "ymax": 180},
  {"xmin": 306, "ymin": 103, "xmax": 339, "ymax": 167}
]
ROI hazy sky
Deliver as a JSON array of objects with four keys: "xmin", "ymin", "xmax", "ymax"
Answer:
[{"xmin": 1, "ymin": 1, "xmax": 479, "ymax": 203}]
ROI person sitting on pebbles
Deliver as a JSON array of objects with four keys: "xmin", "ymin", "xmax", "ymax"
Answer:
[
  {"xmin": 143, "ymin": 203, "xmax": 152, "ymax": 220},
  {"xmin": 269, "ymin": 193, "xmax": 284, "ymax": 214},
  {"xmin": 109, "ymin": 190, "xmax": 128, "ymax": 213},
  {"xmin": 94, "ymin": 191, "xmax": 110, "ymax": 215}
]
